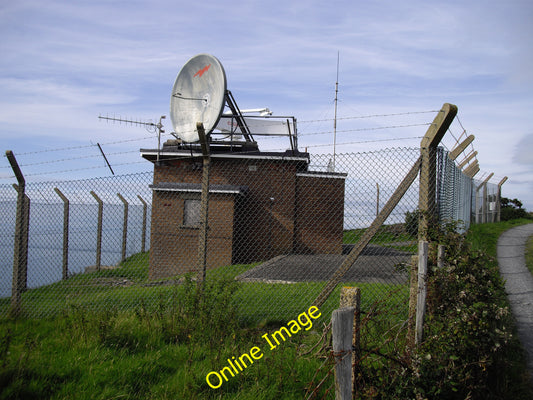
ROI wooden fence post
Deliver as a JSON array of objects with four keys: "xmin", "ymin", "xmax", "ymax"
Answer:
[
  {"xmin": 415, "ymin": 241, "xmax": 429, "ymax": 346},
  {"xmin": 331, "ymin": 307, "xmax": 355, "ymax": 400},
  {"xmin": 137, "ymin": 195, "xmax": 148, "ymax": 253},
  {"xmin": 54, "ymin": 188, "xmax": 70, "ymax": 280},
  {"xmin": 340, "ymin": 286, "xmax": 361, "ymax": 397},
  {"xmin": 90, "ymin": 191, "xmax": 103, "ymax": 271},
  {"xmin": 117, "ymin": 193, "xmax": 128, "ymax": 262}
]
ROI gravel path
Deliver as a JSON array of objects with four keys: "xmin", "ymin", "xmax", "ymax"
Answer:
[{"xmin": 497, "ymin": 223, "xmax": 533, "ymax": 385}]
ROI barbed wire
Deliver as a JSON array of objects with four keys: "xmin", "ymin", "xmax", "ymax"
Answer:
[
  {"xmin": 0, "ymin": 149, "xmax": 141, "ymax": 169},
  {"xmin": 3, "ymin": 110, "xmax": 437, "ymax": 159},
  {"xmin": 303, "ymin": 136, "xmax": 424, "ymax": 149},
  {"xmin": 298, "ymin": 110, "xmax": 439, "ymax": 124},
  {"xmin": 0, "ymin": 109, "xmax": 494, "ymax": 184},
  {"xmin": 299, "ymin": 123, "xmax": 431, "ymax": 137}
]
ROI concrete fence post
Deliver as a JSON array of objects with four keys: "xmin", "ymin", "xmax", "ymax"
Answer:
[
  {"xmin": 331, "ymin": 307, "xmax": 355, "ymax": 400},
  {"xmin": 54, "ymin": 188, "xmax": 70, "ymax": 280},
  {"xmin": 6, "ymin": 151, "xmax": 28, "ymax": 316},
  {"xmin": 415, "ymin": 241, "xmax": 429, "ymax": 346},
  {"xmin": 137, "ymin": 195, "xmax": 148, "ymax": 253},
  {"xmin": 117, "ymin": 193, "xmax": 128, "ymax": 262},
  {"xmin": 339, "ymin": 286, "xmax": 361, "ymax": 397},
  {"xmin": 90, "ymin": 191, "xmax": 103, "ymax": 271}
]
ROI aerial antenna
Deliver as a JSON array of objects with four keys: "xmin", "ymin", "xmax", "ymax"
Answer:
[
  {"xmin": 333, "ymin": 51, "xmax": 340, "ymax": 172},
  {"xmin": 98, "ymin": 114, "xmax": 166, "ymax": 162}
]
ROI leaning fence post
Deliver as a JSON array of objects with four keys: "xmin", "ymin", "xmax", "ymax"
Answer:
[
  {"xmin": 339, "ymin": 287, "xmax": 361, "ymax": 398},
  {"xmin": 117, "ymin": 193, "xmax": 128, "ymax": 262},
  {"xmin": 90, "ymin": 191, "xmax": 103, "ymax": 271},
  {"xmin": 6, "ymin": 151, "xmax": 28, "ymax": 316},
  {"xmin": 415, "ymin": 241, "xmax": 429, "ymax": 346},
  {"xmin": 419, "ymin": 103, "xmax": 457, "ymax": 240},
  {"xmin": 137, "ymin": 195, "xmax": 148, "ymax": 253},
  {"xmin": 331, "ymin": 307, "xmax": 355, "ymax": 400},
  {"xmin": 54, "ymin": 188, "xmax": 70, "ymax": 280}
]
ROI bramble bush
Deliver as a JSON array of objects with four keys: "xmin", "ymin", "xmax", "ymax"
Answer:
[{"xmin": 349, "ymin": 222, "xmax": 532, "ymax": 399}]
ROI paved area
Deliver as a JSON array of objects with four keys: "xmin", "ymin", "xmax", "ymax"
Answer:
[
  {"xmin": 497, "ymin": 223, "xmax": 533, "ymax": 384},
  {"xmin": 236, "ymin": 244, "xmax": 412, "ymax": 284}
]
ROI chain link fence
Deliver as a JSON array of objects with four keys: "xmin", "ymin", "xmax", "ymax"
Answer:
[{"xmin": 1, "ymin": 146, "xmax": 475, "ymax": 321}]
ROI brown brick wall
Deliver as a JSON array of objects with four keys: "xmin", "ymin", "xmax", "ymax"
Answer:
[
  {"xmin": 148, "ymin": 156, "xmax": 345, "ymax": 279},
  {"xmin": 294, "ymin": 174, "xmax": 345, "ymax": 254}
]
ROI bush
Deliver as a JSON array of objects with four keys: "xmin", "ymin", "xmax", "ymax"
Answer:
[
  {"xmin": 500, "ymin": 197, "xmax": 532, "ymax": 221},
  {"xmin": 350, "ymin": 224, "xmax": 532, "ymax": 399}
]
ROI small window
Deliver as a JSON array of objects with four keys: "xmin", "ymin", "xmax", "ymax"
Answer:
[{"xmin": 183, "ymin": 199, "xmax": 201, "ymax": 227}]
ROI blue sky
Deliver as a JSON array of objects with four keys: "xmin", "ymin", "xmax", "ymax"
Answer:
[{"xmin": 1, "ymin": 0, "xmax": 532, "ymax": 209}]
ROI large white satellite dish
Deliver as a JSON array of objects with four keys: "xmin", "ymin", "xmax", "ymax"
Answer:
[{"xmin": 170, "ymin": 54, "xmax": 227, "ymax": 143}]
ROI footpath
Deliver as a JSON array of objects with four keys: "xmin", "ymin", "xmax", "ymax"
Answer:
[{"xmin": 497, "ymin": 223, "xmax": 533, "ymax": 385}]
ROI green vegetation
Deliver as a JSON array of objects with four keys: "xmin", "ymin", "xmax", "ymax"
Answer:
[
  {"xmin": 500, "ymin": 197, "xmax": 532, "ymax": 221},
  {"xmin": 348, "ymin": 220, "xmax": 533, "ymax": 399},
  {"xmin": 1, "ymin": 220, "xmax": 533, "ymax": 399},
  {"xmin": 343, "ymin": 223, "xmax": 417, "ymax": 253},
  {"xmin": 526, "ymin": 235, "xmax": 533, "ymax": 276},
  {"xmin": 467, "ymin": 218, "xmax": 533, "ymax": 257},
  {"xmin": 0, "ymin": 252, "xmax": 407, "ymax": 399}
]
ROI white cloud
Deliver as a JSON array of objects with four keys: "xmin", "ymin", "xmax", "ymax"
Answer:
[
  {"xmin": 0, "ymin": 0, "xmax": 532, "ymax": 209},
  {"xmin": 514, "ymin": 134, "xmax": 533, "ymax": 165}
]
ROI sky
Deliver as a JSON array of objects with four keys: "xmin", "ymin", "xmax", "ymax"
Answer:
[{"xmin": 1, "ymin": 0, "xmax": 532, "ymax": 209}]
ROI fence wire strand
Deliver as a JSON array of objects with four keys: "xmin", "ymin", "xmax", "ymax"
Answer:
[{"xmin": 1, "ymin": 147, "xmax": 484, "ymax": 321}]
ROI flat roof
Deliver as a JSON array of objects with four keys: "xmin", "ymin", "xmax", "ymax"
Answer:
[
  {"xmin": 140, "ymin": 148, "xmax": 310, "ymax": 163},
  {"xmin": 296, "ymin": 171, "xmax": 348, "ymax": 179},
  {"xmin": 150, "ymin": 182, "xmax": 248, "ymax": 195}
]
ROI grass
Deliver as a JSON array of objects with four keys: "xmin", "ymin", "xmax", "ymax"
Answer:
[
  {"xmin": 526, "ymin": 235, "xmax": 533, "ymax": 276},
  {"xmin": 2, "ymin": 220, "xmax": 530, "ymax": 398},
  {"xmin": 0, "ymin": 246, "xmax": 409, "ymax": 399},
  {"xmin": 466, "ymin": 218, "xmax": 533, "ymax": 257}
]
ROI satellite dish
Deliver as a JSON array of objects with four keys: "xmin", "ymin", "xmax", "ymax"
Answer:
[{"xmin": 170, "ymin": 54, "xmax": 227, "ymax": 143}]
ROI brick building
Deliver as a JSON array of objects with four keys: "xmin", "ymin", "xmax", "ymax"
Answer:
[{"xmin": 141, "ymin": 144, "xmax": 346, "ymax": 280}]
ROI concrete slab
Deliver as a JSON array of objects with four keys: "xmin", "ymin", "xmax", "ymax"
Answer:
[{"xmin": 236, "ymin": 245, "xmax": 412, "ymax": 284}]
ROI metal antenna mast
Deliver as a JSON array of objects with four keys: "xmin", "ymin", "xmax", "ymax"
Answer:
[
  {"xmin": 98, "ymin": 114, "xmax": 166, "ymax": 162},
  {"xmin": 333, "ymin": 51, "xmax": 340, "ymax": 172}
]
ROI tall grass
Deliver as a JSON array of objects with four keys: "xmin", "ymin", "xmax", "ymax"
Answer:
[{"xmin": 0, "ymin": 249, "xmax": 408, "ymax": 399}]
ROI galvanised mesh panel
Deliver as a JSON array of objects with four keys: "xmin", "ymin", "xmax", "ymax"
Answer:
[{"xmin": 437, "ymin": 147, "xmax": 473, "ymax": 231}]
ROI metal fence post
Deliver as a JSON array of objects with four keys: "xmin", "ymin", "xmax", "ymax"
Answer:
[
  {"xmin": 6, "ymin": 151, "xmax": 28, "ymax": 315},
  {"xmin": 90, "ymin": 191, "xmax": 103, "ymax": 271},
  {"xmin": 137, "ymin": 195, "xmax": 148, "ymax": 253},
  {"xmin": 54, "ymin": 188, "xmax": 70, "ymax": 280},
  {"xmin": 117, "ymin": 193, "xmax": 128, "ymax": 262}
]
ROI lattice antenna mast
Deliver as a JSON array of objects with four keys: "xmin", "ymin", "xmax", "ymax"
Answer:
[
  {"xmin": 98, "ymin": 114, "xmax": 166, "ymax": 162},
  {"xmin": 333, "ymin": 51, "xmax": 340, "ymax": 172}
]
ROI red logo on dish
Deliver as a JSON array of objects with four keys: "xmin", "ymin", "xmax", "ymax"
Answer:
[{"xmin": 194, "ymin": 64, "xmax": 211, "ymax": 78}]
